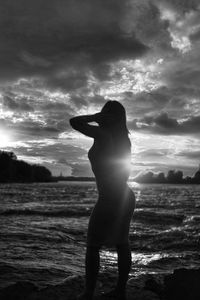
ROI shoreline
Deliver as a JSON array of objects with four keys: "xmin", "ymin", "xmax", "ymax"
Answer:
[{"xmin": 1, "ymin": 179, "xmax": 200, "ymax": 185}]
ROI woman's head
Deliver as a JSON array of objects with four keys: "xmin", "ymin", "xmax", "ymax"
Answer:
[
  {"xmin": 101, "ymin": 100, "xmax": 126, "ymax": 119},
  {"xmin": 100, "ymin": 101, "xmax": 128, "ymax": 131},
  {"xmin": 100, "ymin": 100, "xmax": 131, "ymax": 154}
]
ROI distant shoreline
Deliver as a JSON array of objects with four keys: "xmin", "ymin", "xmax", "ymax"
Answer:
[
  {"xmin": 1, "ymin": 150, "xmax": 200, "ymax": 185},
  {"xmin": 52, "ymin": 176, "xmax": 200, "ymax": 184},
  {"xmin": 1, "ymin": 177, "xmax": 200, "ymax": 184}
]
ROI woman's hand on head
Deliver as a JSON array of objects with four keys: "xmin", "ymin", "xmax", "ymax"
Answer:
[
  {"xmin": 94, "ymin": 112, "xmax": 115, "ymax": 125},
  {"xmin": 94, "ymin": 113, "xmax": 103, "ymax": 123}
]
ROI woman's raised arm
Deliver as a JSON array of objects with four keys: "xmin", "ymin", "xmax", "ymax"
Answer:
[{"xmin": 70, "ymin": 114, "xmax": 101, "ymax": 138}]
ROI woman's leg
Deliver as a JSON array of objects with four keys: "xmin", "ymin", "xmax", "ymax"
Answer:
[
  {"xmin": 85, "ymin": 245, "xmax": 100, "ymax": 295},
  {"xmin": 78, "ymin": 245, "xmax": 100, "ymax": 299},
  {"xmin": 101, "ymin": 243, "xmax": 131, "ymax": 299},
  {"xmin": 116, "ymin": 243, "xmax": 132, "ymax": 294}
]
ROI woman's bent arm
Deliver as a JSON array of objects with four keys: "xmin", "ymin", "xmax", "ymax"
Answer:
[{"xmin": 70, "ymin": 114, "xmax": 100, "ymax": 138}]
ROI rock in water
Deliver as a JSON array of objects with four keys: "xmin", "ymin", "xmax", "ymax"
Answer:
[
  {"xmin": 0, "ymin": 281, "xmax": 38, "ymax": 300},
  {"xmin": 2, "ymin": 269, "xmax": 199, "ymax": 300},
  {"xmin": 164, "ymin": 268, "xmax": 200, "ymax": 300}
]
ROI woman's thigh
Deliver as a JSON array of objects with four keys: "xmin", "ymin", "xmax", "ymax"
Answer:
[{"xmin": 87, "ymin": 189, "xmax": 135, "ymax": 246}]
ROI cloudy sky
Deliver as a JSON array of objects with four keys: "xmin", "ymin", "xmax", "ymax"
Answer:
[{"xmin": 1, "ymin": 0, "xmax": 200, "ymax": 177}]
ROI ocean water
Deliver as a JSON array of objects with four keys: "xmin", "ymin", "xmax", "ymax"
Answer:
[{"xmin": 0, "ymin": 182, "xmax": 200, "ymax": 289}]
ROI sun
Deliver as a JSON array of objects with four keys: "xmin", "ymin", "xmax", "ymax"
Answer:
[{"xmin": 0, "ymin": 130, "xmax": 11, "ymax": 148}]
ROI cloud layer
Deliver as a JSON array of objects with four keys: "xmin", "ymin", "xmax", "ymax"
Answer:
[{"xmin": 0, "ymin": 0, "xmax": 200, "ymax": 176}]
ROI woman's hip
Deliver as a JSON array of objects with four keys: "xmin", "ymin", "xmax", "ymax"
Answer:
[{"xmin": 92, "ymin": 187, "xmax": 135, "ymax": 219}]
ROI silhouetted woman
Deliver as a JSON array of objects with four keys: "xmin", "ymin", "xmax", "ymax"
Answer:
[{"xmin": 70, "ymin": 101, "xmax": 135, "ymax": 300}]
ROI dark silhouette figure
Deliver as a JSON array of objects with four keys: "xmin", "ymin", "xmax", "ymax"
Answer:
[{"xmin": 70, "ymin": 101, "xmax": 135, "ymax": 300}]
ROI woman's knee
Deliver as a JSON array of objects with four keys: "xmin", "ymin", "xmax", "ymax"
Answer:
[
  {"xmin": 116, "ymin": 243, "xmax": 130, "ymax": 252},
  {"xmin": 87, "ymin": 244, "xmax": 101, "ymax": 253}
]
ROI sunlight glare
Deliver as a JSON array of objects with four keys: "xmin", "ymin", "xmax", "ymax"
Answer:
[{"xmin": 0, "ymin": 130, "xmax": 11, "ymax": 148}]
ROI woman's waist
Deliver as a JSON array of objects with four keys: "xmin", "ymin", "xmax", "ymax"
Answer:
[
  {"xmin": 96, "ymin": 188, "xmax": 135, "ymax": 212},
  {"xmin": 97, "ymin": 183, "xmax": 134, "ymax": 199},
  {"xmin": 96, "ymin": 180, "xmax": 126, "ymax": 191}
]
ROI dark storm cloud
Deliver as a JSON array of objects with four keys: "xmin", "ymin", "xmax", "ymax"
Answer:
[
  {"xmin": 123, "ymin": 81, "xmax": 200, "ymax": 122},
  {"xmin": 69, "ymin": 94, "xmax": 107, "ymax": 110},
  {"xmin": 181, "ymin": 116, "xmax": 200, "ymax": 134},
  {"xmin": 14, "ymin": 122, "xmax": 60, "ymax": 137},
  {"xmin": 177, "ymin": 150, "xmax": 200, "ymax": 159},
  {"xmin": 130, "ymin": 113, "xmax": 200, "ymax": 135},
  {"xmin": 123, "ymin": 87, "xmax": 172, "ymax": 118},
  {"xmin": 21, "ymin": 143, "xmax": 87, "ymax": 161},
  {"xmin": 128, "ymin": 112, "xmax": 178, "ymax": 133},
  {"xmin": 123, "ymin": 1, "xmax": 171, "ymax": 52},
  {"xmin": 190, "ymin": 30, "xmax": 200, "ymax": 41},
  {"xmin": 137, "ymin": 149, "xmax": 170, "ymax": 158},
  {"xmin": 2, "ymin": 118, "xmax": 60, "ymax": 139},
  {"xmin": 43, "ymin": 108, "xmax": 73, "ymax": 132},
  {"xmin": 162, "ymin": 0, "xmax": 200, "ymax": 12},
  {"xmin": 41, "ymin": 102, "xmax": 71, "ymax": 112},
  {"xmin": 166, "ymin": 65, "xmax": 200, "ymax": 89},
  {"xmin": 2, "ymin": 95, "xmax": 34, "ymax": 112},
  {"xmin": 71, "ymin": 162, "xmax": 93, "ymax": 177},
  {"xmin": 44, "ymin": 69, "xmax": 89, "ymax": 92},
  {"xmin": 0, "ymin": 0, "xmax": 148, "ymax": 90},
  {"xmin": 14, "ymin": 119, "xmax": 71, "ymax": 138},
  {"xmin": 154, "ymin": 113, "xmax": 179, "ymax": 129},
  {"xmin": 69, "ymin": 95, "xmax": 88, "ymax": 109},
  {"xmin": 1, "ymin": 94, "xmax": 73, "ymax": 136}
]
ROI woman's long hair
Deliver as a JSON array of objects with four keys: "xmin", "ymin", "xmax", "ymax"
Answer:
[{"xmin": 101, "ymin": 101, "xmax": 131, "ymax": 156}]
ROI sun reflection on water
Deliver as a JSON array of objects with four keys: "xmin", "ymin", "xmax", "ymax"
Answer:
[
  {"xmin": 101, "ymin": 250, "xmax": 170, "ymax": 275},
  {"xmin": 102, "ymin": 251, "xmax": 168, "ymax": 264}
]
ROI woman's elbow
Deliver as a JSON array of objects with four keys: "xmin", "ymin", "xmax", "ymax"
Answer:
[{"xmin": 70, "ymin": 117, "xmax": 79, "ymax": 130}]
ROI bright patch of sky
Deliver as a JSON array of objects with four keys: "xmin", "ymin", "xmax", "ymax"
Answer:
[{"xmin": 98, "ymin": 58, "xmax": 164, "ymax": 98}]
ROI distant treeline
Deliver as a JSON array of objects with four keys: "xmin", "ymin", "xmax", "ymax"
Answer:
[
  {"xmin": 0, "ymin": 151, "xmax": 52, "ymax": 183},
  {"xmin": 56, "ymin": 168, "xmax": 200, "ymax": 184},
  {"xmin": 55, "ymin": 176, "xmax": 95, "ymax": 182},
  {"xmin": 134, "ymin": 169, "xmax": 200, "ymax": 184}
]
